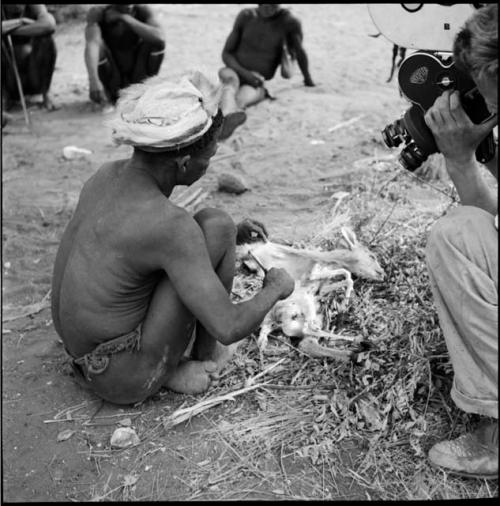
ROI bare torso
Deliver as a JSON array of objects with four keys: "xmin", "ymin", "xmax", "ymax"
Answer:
[
  {"xmin": 51, "ymin": 160, "xmax": 174, "ymax": 357},
  {"xmin": 98, "ymin": 5, "xmax": 146, "ymax": 76},
  {"xmin": 234, "ymin": 8, "xmax": 298, "ymax": 81}
]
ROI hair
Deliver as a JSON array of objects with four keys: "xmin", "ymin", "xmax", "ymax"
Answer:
[
  {"xmin": 453, "ymin": 4, "xmax": 498, "ymax": 81},
  {"xmin": 169, "ymin": 109, "xmax": 224, "ymax": 158}
]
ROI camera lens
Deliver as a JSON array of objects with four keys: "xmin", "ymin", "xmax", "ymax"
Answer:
[
  {"xmin": 382, "ymin": 118, "xmax": 409, "ymax": 148},
  {"xmin": 399, "ymin": 141, "xmax": 429, "ymax": 171}
]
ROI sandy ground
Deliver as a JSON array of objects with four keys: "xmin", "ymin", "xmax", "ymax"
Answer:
[{"xmin": 1, "ymin": 4, "xmax": 444, "ymax": 501}]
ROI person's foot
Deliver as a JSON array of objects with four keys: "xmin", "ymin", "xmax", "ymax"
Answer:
[
  {"xmin": 42, "ymin": 93, "xmax": 60, "ymax": 111},
  {"xmin": 218, "ymin": 110, "xmax": 247, "ymax": 141},
  {"xmin": 163, "ymin": 360, "xmax": 218, "ymax": 394},
  {"xmin": 428, "ymin": 420, "xmax": 498, "ymax": 479},
  {"xmin": 1, "ymin": 111, "xmax": 12, "ymax": 128}
]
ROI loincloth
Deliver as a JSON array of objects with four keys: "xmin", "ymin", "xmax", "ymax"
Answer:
[{"xmin": 66, "ymin": 325, "xmax": 142, "ymax": 381}]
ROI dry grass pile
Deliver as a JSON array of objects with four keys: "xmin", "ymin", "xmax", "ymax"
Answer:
[{"xmin": 168, "ymin": 162, "xmax": 497, "ymax": 500}]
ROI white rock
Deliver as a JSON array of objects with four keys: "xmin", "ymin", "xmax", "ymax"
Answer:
[{"xmin": 110, "ymin": 427, "xmax": 140, "ymax": 448}]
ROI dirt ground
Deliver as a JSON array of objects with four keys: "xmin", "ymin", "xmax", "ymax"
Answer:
[{"xmin": 2, "ymin": 4, "xmax": 456, "ymax": 501}]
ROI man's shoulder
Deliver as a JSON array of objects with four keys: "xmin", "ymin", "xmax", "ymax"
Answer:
[
  {"xmin": 236, "ymin": 7, "xmax": 258, "ymax": 23},
  {"xmin": 86, "ymin": 5, "xmax": 105, "ymax": 24},
  {"xmin": 133, "ymin": 4, "xmax": 154, "ymax": 21},
  {"xmin": 279, "ymin": 8, "xmax": 302, "ymax": 30}
]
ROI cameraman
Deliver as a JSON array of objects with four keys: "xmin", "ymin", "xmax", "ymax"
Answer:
[{"xmin": 424, "ymin": 4, "xmax": 497, "ymax": 479}]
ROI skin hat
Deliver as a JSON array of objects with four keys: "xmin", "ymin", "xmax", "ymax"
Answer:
[{"xmin": 107, "ymin": 71, "xmax": 223, "ymax": 150}]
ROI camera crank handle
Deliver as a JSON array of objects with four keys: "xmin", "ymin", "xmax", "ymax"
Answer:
[{"xmin": 475, "ymin": 131, "xmax": 496, "ymax": 164}]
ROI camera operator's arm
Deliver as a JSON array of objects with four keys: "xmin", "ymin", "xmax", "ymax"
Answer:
[
  {"xmin": 425, "ymin": 90, "xmax": 498, "ymax": 215},
  {"xmin": 483, "ymin": 144, "xmax": 498, "ymax": 180}
]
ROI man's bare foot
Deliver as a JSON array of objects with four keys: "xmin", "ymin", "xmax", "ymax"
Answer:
[
  {"xmin": 219, "ymin": 110, "xmax": 247, "ymax": 141},
  {"xmin": 42, "ymin": 94, "xmax": 60, "ymax": 111},
  {"xmin": 163, "ymin": 360, "xmax": 218, "ymax": 394}
]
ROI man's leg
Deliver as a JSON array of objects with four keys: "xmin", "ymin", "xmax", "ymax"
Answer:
[
  {"xmin": 76, "ymin": 208, "xmax": 238, "ymax": 405},
  {"xmin": 97, "ymin": 46, "xmax": 123, "ymax": 105},
  {"xmin": 25, "ymin": 35, "xmax": 58, "ymax": 110},
  {"xmin": 1, "ymin": 40, "xmax": 30, "ymax": 109},
  {"xmin": 189, "ymin": 208, "xmax": 240, "ymax": 367},
  {"xmin": 129, "ymin": 40, "xmax": 165, "ymax": 84},
  {"xmin": 218, "ymin": 66, "xmax": 247, "ymax": 140},
  {"xmin": 425, "ymin": 205, "xmax": 498, "ymax": 477}
]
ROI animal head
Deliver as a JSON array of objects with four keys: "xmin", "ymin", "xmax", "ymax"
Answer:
[{"xmin": 337, "ymin": 227, "xmax": 385, "ymax": 281}]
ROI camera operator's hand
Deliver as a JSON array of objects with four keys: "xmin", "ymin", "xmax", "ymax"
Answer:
[{"xmin": 424, "ymin": 90, "xmax": 498, "ymax": 166}]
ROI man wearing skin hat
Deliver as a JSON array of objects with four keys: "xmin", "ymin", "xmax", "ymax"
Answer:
[{"xmin": 51, "ymin": 71, "xmax": 294, "ymax": 405}]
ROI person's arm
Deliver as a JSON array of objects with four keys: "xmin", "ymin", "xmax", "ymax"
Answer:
[
  {"xmin": 156, "ymin": 210, "xmax": 294, "ymax": 345},
  {"xmin": 108, "ymin": 5, "xmax": 164, "ymax": 47},
  {"xmin": 84, "ymin": 7, "xmax": 107, "ymax": 104},
  {"xmin": 286, "ymin": 17, "xmax": 315, "ymax": 87},
  {"xmin": 222, "ymin": 10, "xmax": 265, "ymax": 88},
  {"xmin": 2, "ymin": 17, "xmax": 34, "ymax": 36},
  {"xmin": 7, "ymin": 5, "xmax": 55, "ymax": 38},
  {"xmin": 424, "ymin": 90, "xmax": 498, "ymax": 214},
  {"xmin": 483, "ymin": 141, "xmax": 498, "ymax": 179}
]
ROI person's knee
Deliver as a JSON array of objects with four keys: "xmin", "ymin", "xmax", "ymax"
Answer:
[
  {"xmin": 150, "ymin": 38, "xmax": 166, "ymax": 53},
  {"xmin": 426, "ymin": 206, "xmax": 494, "ymax": 265},
  {"xmin": 194, "ymin": 208, "xmax": 237, "ymax": 243},
  {"xmin": 219, "ymin": 67, "xmax": 239, "ymax": 87}
]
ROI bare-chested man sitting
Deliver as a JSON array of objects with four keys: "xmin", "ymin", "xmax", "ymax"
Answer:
[
  {"xmin": 51, "ymin": 72, "xmax": 294, "ymax": 405},
  {"xmin": 84, "ymin": 4, "xmax": 165, "ymax": 107},
  {"xmin": 1, "ymin": 4, "xmax": 57, "ymax": 111},
  {"xmin": 219, "ymin": 3, "xmax": 315, "ymax": 140}
]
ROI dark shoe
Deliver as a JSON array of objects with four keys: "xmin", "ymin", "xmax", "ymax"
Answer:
[{"xmin": 428, "ymin": 420, "xmax": 498, "ymax": 479}]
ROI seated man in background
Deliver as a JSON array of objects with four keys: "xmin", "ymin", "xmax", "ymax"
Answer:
[
  {"xmin": 84, "ymin": 4, "xmax": 165, "ymax": 107},
  {"xmin": 1, "ymin": 4, "xmax": 57, "ymax": 111},
  {"xmin": 424, "ymin": 3, "xmax": 498, "ymax": 479},
  {"xmin": 51, "ymin": 72, "xmax": 294, "ymax": 405},
  {"xmin": 219, "ymin": 3, "xmax": 315, "ymax": 140}
]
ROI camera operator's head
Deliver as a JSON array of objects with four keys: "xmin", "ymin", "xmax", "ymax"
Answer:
[{"xmin": 454, "ymin": 4, "xmax": 498, "ymax": 115}]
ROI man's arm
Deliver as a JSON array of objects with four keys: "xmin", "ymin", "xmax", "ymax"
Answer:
[
  {"xmin": 424, "ymin": 90, "xmax": 498, "ymax": 214},
  {"xmin": 6, "ymin": 4, "xmax": 55, "ymax": 38},
  {"xmin": 111, "ymin": 5, "xmax": 165, "ymax": 48},
  {"xmin": 2, "ymin": 17, "xmax": 34, "ymax": 36},
  {"xmin": 84, "ymin": 7, "xmax": 108, "ymax": 104},
  {"xmin": 222, "ymin": 9, "xmax": 264, "ymax": 88},
  {"xmin": 156, "ymin": 210, "xmax": 293, "ymax": 345},
  {"xmin": 286, "ymin": 17, "xmax": 315, "ymax": 87}
]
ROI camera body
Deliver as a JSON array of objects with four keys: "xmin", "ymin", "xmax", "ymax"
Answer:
[{"xmin": 382, "ymin": 50, "xmax": 496, "ymax": 171}]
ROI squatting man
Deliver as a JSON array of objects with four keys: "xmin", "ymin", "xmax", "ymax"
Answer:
[
  {"xmin": 423, "ymin": 3, "xmax": 498, "ymax": 480},
  {"xmin": 51, "ymin": 72, "xmax": 295, "ymax": 405}
]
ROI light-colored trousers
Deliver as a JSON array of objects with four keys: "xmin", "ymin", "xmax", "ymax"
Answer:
[{"xmin": 426, "ymin": 206, "xmax": 498, "ymax": 418}]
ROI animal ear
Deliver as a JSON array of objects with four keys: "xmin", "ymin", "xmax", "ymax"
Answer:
[{"xmin": 341, "ymin": 226, "xmax": 358, "ymax": 249}]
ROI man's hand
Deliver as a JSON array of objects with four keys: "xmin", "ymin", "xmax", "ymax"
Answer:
[
  {"xmin": 263, "ymin": 267, "xmax": 295, "ymax": 300},
  {"xmin": 237, "ymin": 218, "xmax": 268, "ymax": 244},
  {"xmin": 89, "ymin": 81, "xmax": 107, "ymax": 105},
  {"xmin": 245, "ymin": 70, "xmax": 265, "ymax": 88},
  {"xmin": 304, "ymin": 77, "xmax": 315, "ymax": 87},
  {"xmin": 424, "ymin": 90, "xmax": 498, "ymax": 166}
]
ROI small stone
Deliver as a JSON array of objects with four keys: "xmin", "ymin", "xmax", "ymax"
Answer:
[{"xmin": 217, "ymin": 173, "xmax": 248, "ymax": 194}]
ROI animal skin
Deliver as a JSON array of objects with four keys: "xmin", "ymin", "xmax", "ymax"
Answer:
[{"xmin": 238, "ymin": 227, "xmax": 383, "ymax": 359}]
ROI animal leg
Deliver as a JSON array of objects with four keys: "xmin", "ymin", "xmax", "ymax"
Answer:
[
  {"xmin": 257, "ymin": 320, "xmax": 273, "ymax": 350},
  {"xmin": 298, "ymin": 336, "xmax": 353, "ymax": 361}
]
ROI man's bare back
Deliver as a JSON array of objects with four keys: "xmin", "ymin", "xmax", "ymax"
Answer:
[
  {"xmin": 52, "ymin": 75, "xmax": 294, "ymax": 404},
  {"xmin": 52, "ymin": 160, "xmax": 167, "ymax": 357}
]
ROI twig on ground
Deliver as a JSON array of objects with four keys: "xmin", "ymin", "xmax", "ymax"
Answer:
[{"xmin": 2, "ymin": 289, "xmax": 52, "ymax": 322}]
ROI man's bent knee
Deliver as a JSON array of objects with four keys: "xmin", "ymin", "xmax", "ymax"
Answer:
[
  {"xmin": 426, "ymin": 205, "xmax": 497, "ymax": 276},
  {"xmin": 194, "ymin": 208, "xmax": 237, "ymax": 240},
  {"xmin": 427, "ymin": 206, "xmax": 494, "ymax": 254},
  {"xmin": 219, "ymin": 67, "xmax": 240, "ymax": 87}
]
